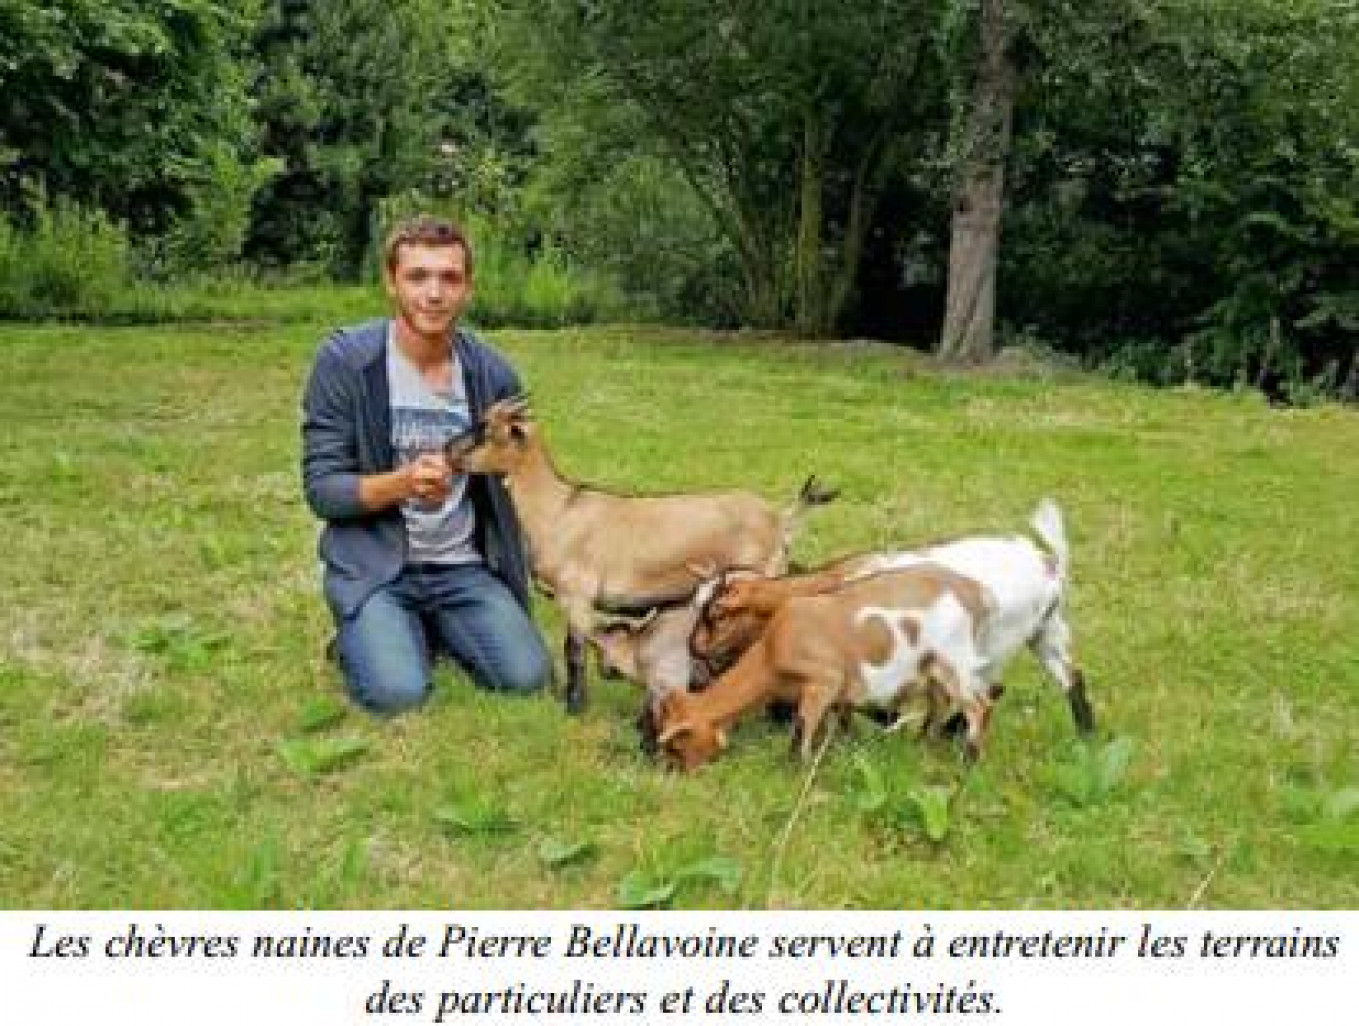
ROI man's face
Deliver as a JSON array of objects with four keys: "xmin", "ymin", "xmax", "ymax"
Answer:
[{"xmin": 384, "ymin": 242, "xmax": 472, "ymax": 340}]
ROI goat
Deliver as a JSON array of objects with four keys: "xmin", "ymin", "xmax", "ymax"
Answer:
[
  {"xmin": 656, "ymin": 563, "xmax": 998, "ymax": 770},
  {"xmin": 444, "ymin": 397, "xmax": 836, "ymax": 713},
  {"xmin": 686, "ymin": 551, "xmax": 882, "ymax": 687},
  {"xmin": 595, "ymin": 547, "xmax": 954, "ymax": 752},
  {"xmin": 589, "ymin": 603, "xmax": 702, "ymax": 752},
  {"xmin": 680, "ymin": 499, "xmax": 1097, "ymax": 757}
]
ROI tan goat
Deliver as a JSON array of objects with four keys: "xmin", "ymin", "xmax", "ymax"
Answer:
[
  {"xmin": 444, "ymin": 397, "xmax": 836, "ymax": 713},
  {"xmin": 656, "ymin": 564, "xmax": 995, "ymax": 770}
]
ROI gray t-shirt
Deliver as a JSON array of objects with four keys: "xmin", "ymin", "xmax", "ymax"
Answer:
[{"xmin": 386, "ymin": 330, "xmax": 480, "ymax": 566}]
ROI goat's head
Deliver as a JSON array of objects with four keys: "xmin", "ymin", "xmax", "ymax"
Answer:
[
  {"xmin": 688, "ymin": 570, "xmax": 773, "ymax": 688},
  {"xmin": 655, "ymin": 691, "xmax": 727, "ymax": 771},
  {"xmin": 444, "ymin": 396, "xmax": 534, "ymax": 474},
  {"xmin": 586, "ymin": 607, "xmax": 658, "ymax": 681}
]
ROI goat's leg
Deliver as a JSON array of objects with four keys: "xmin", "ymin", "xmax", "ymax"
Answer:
[
  {"xmin": 793, "ymin": 683, "xmax": 839, "ymax": 761},
  {"xmin": 636, "ymin": 694, "xmax": 661, "ymax": 756},
  {"xmin": 921, "ymin": 681, "xmax": 953, "ymax": 740},
  {"xmin": 836, "ymin": 702, "xmax": 856, "ymax": 735},
  {"xmin": 563, "ymin": 630, "xmax": 588, "ymax": 714},
  {"xmin": 960, "ymin": 697, "xmax": 991, "ymax": 764},
  {"xmin": 926, "ymin": 655, "xmax": 990, "ymax": 763},
  {"xmin": 559, "ymin": 597, "xmax": 598, "ymax": 716},
  {"xmin": 1030, "ymin": 611, "xmax": 1095, "ymax": 734}
]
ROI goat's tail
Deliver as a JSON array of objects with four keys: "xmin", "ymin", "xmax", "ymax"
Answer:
[
  {"xmin": 1030, "ymin": 497, "xmax": 1069, "ymax": 579},
  {"xmin": 780, "ymin": 475, "xmax": 839, "ymax": 546}
]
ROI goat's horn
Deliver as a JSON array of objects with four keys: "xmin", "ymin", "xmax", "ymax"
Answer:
[
  {"xmin": 596, "ymin": 606, "xmax": 659, "ymax": 633},
  {"xmin": 685, "ymin": 559, "xmax": 719, "ymax": 580}
]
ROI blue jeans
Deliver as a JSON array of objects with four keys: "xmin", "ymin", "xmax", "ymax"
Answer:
[{"xmin": 336, "ymin": 563, "xmax": 551, "ymax": 714}]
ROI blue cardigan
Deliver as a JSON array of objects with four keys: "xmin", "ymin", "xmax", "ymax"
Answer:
[{"xmin": 300, "ymin": 318, "xmax": 532, "ymax": 619}]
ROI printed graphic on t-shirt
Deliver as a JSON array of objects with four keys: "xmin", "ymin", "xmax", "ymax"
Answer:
[
  {"xmin": 392, "ymin": 406, "xmax": 471, "ymax": 505},
  {"xmin": 388, "ymin": 338, "xmax": 479, "ymax": 565}
]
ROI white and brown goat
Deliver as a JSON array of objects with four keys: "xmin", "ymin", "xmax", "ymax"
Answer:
[
  {"xmin": 444, "ymin": 397, "xmax": 835, "ymax": 713},
  {"xmin": 660, "ymin": 499, "xmax": 1096, "ymax": 768},
  {"xmin": 656, "ymin": 563, "xmax": 997, "ymax": 770}
]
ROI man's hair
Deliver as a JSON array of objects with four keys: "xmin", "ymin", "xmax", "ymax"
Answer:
[{"xmin": 383, "ymin": 215, "xmax": 474, "ymax": 275}]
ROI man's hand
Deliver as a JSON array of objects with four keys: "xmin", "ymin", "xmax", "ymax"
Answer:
[
  {"xmin": 405, "ymin": 453, "xmax": 452, "ymax": 504},
  {"xmin": 358, "ymin": 453, "xmax": 453, "ymax": 512}
]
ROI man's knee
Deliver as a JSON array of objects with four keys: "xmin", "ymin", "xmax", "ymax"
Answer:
[
  {"xmin": 335, "ymin": 635, "xmax": 430, "ymax": 714},
  {"xmin": 483, "ymin": 644, "xmax": 552, "ymax": 695},
  {"xmin": 345, "ymin": 671, "xmax": 431, "ymax": 715}
]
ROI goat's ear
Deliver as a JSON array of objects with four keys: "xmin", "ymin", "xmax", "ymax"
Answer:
[
  {"xmin": 657, "ymin": 722, "xmax": 693, "ymax": 746},
  {"xmin": 501, "ymin": 393, "xmax": 531, "ymax": 417}
]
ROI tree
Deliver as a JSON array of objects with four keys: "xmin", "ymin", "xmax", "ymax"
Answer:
[
  {"xmin": 995, "ymin": 0, "xmax": 1357, "ymax": 394},
  {"xmin": 938, "ymin": 0, "xmax": 1018, "ymax": 363},
  {"xmin": 0, "ymin": 0, "xmax": 265, "ymax": 265},
  {"xmin": 495, "ymin": 0, "xmax": 948, "ymax": 334},
  {"xmin": 246, "ymin": 0, "xmax": 478, "ymax": 275}
]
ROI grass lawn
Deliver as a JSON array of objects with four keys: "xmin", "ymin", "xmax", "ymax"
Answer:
[{"xmin": 0, "ymin": 318, "xmax": 1355, "ymax": 909}]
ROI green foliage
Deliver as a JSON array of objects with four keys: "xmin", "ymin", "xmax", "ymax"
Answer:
[
  {"xmin": 276, "ymin": 737, "xmax": 372, "ymax": 778},
  {"xmin": 850, "ymin": 751, "xmax": 891, "ymax": 815},
  {"xmin": 0, "ymin": 0, "xmax": 262, "ymax": 250},
  {"xmin": 374, "ymin": 192, "xmax": 626, "ymax": 328},
  {"xmin": 434, "ymin": 798, "xmax": 519, "ymax": 837},
  {"xmin": 125, "ymin": 613, "xmax": 230, "ymax": 675},
  {"xmin": 617, "ymin": 855, "xmax": 743, "ymax": 909},
  {"xmin": 1003, "ymin": 0, "xmax": 1359, "ymax": 396},
  {"xmin": 1045, "ymin": 737, "xmax": 1135, "ymax": 807},
  {"xmin": 4, "ymin": 0, "xmax": 1354, "ymax": 395},
  {"xmin": 1284, "ymin": 783, "xmax": 1359, "ymax": 855},
  {"xmin": 615, "ymin": 871, "xmax": 678, "ymax": 910},
  {"xmin": 496, "ymin": 0, "xmax": 949, "ymax": 333},
  {"xmin": 524, "ymin": 150, "xmax": 739, "ymax": 325},
  {"xmin": 904, "ymin": 785, "xmax": 956, "ymax": 843},
  {"xmin": 851, "ymin": 751, "xmax": 956, "ymax": 842},
  {"xmin": 296, "ymin": 696, "xmax": 348, "ymax": 734},
  {"xmin": 0, "ymin": 198, "xmax": 137, "ymax": 319},
  {"xmin": 246, "ymin": 0, "xmax": 511, "ymax": 276},
  {"xmin": 164, "ymin": 148, "xmax": 285, "ymax": 275},
  {"xmin": 537, "ymin": 837, "xmax": 598, "ymax": 870}
]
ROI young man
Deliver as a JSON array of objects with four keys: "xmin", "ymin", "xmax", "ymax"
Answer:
[{"xmin": 301, "ymin": 215, "xmax": 551, "ymax": 713}]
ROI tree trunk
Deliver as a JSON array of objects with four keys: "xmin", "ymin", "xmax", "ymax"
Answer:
[
  {"xmin": 939, "ymin": 0, "xmax": 1018, "ymax": 364},
  {"xmin": 794, "ymin": 111, "xmax": 830, "ymax": 336},
  {"xmin": 828, "ymin": 134, "xmax": 895, "ymax": 334}
]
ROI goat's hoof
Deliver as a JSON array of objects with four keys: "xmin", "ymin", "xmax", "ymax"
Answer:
[
  {"xmin": 860, "ymin": 707, "xmax": 902, "ymax": 731},
  {"xmin": 635, "ymin": 713, "xmax": 660, "ymax": 757},
  {"xmin": 940, "ymin": 712, "xmax": 968, "ymax": 739},
  {"xmin": 767, "ymin": 700, "xmax": 796, "ymax": 725},
  {"xmin": 564, "ymin": 692, "xmax": 587, "ymax": 716}
]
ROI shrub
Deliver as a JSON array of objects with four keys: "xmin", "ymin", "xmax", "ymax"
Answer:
[
  {"xmin": 0, "ymin": 199, "xmax": 137, "ymax": 320},
  {"xmin": 370, "ymin": 191, "xmax": 626, "ymax": 328}
]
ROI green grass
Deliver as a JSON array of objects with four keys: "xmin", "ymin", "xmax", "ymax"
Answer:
[{"xmin": 0, "ymin": 317, "xmax": 1355, "ymax": 909}]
